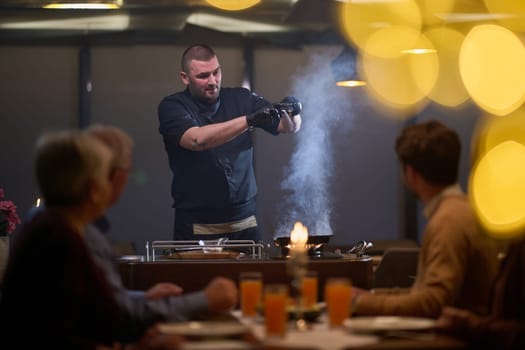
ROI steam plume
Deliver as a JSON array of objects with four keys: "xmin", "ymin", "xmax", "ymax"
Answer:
[{"xmin": 274, "ymin": 48, "xmax": 356, "ymax": 238}]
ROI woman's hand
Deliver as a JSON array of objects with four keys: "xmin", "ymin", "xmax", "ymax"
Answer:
[{"xmin": 436, "ymin": 306, "xmax": 482, "ymax": 334}]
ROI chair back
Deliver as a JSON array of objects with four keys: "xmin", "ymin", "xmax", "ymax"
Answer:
[{"xmin": 373, "ymin": 247, "xmax": 420, "ymax": 288}]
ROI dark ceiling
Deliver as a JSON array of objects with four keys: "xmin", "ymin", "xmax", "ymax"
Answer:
[
  {"xmin": 1, "ymin": 0, "xmax": 523, "ymax": 47},
  {"xmin": 0, "ymin": 0, "xmax": 345, "ymax": 47}
]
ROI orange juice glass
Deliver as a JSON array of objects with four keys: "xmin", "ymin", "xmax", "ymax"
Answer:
[
  {"xmin": 301, "ymin": 270, "xmax": 318, "ymax": 308},
  {"xmin": 240, "ymin": 271, "xmax": 263, "ymax": 317},
  {"xmin": 264, "ymin": 284, "xmax": 288, "ymax": 337},
  {"xmin": 324, "ymin": 277, "xmax": 352, "ymax": 327}
]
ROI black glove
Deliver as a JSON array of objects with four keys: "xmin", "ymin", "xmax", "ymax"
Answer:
[
  {"xmin": 246, "ymin": 107, "xmax": 281, "ymax": 135},
  {"xmin": 273, "ymin": 96, "xmax": 302, "ymax": 116}
]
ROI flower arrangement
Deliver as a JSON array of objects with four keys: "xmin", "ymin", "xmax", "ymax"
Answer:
[{"xmin": 0, "ymin": 188, "xmax": 21, "ymax": 236}]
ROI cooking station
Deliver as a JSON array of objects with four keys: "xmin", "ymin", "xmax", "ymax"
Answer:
[{"xmin": 117, "ymin": 238, "xmax": 374, "ymax": 298}]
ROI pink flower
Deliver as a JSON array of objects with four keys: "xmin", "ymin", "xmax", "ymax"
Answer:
[{"xmin": 0, "ymin": 188, "xmax": 21, "ymax": 235}]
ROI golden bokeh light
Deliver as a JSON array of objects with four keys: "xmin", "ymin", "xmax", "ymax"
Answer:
[
  {"xmin": 424, "ymin": 27, "xmax": 469, "ymax": 107},
  {"xmin": 415, "ymin": 0, "xmax": 456, "ymax": 26},
  {"xmin": 362, "ymin": 25, "xmax": 423, "ymax": 59},
  {"xmin": 459, "ymin": 24, "xmax": 525, "ymax": 116},
  {"xmin": 205, "ymin": 0, "xmax": 261, "ymax": 11},
  {"xmin": 339, "ymin": 0, "xmax": 421, "ymax": 56},
  {"xmin": 362, "ymin": 28, "xmax": 438, "ymax": 110},
  {"xmin": 470, "ymin": 140, "xmax": 525, "ymax": 239},
  {"xmin": 472, "ymin": 108, "xmax": 525, "ymax": 164},
  {"xmin": 484, "ymin": 0, "xmax": 525, "ymax": 32}
]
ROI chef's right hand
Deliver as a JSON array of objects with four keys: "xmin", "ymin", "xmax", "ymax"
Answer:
[{"xmin": 246, "ymin": 107, "xmax": 281, "ymax": 135}]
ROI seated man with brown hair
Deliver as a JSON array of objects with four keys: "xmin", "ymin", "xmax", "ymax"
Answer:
[{"xmin": 352, "ymin": 120, "xmax": 500, "ymax": 318}]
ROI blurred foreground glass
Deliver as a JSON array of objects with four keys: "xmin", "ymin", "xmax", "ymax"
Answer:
[
  {"xmin": 264, "ymin": 284, "xmax": 288, "ymax": 338},
  {"xmin": 240, "ymin": 271, "xmax": 263, "ymax": 317},
  {"xmin": 301, "ymin": 270, "xmax": 318, "ymax": 308},
  {"xmin": 325, "ymin": 277, "xmax": 352, "ymax": 327}
]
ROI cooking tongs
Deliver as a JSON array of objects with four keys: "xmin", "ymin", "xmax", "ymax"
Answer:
[
  {"xmin": 164, "ymin": 238, "xmax": 229, "ymax": 255},
  {"xmin": 347, "ymin": 240, "xmax": 374, "ymax": 258}
]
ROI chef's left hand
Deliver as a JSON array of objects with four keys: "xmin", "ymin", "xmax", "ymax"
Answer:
[
  {"xmin": 275, "ymin": 96, "xmax": 301, "ymax": 133},
  {"xmin": 277, "ymin": 109, "xmax": 301, "ymax": 134},
  {"xmin": 277, "ymin": 96, "xmax": 302, "ymax": 116}
]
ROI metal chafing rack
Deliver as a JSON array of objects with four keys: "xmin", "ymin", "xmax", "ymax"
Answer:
[{"xmin": 149, "ymin": 239, "xmax": 265, "ymax": 261}]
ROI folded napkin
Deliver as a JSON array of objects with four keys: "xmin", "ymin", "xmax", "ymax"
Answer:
[{"xmin": 231, "ymin": 311, "xmax": 379, "ymax": 350}]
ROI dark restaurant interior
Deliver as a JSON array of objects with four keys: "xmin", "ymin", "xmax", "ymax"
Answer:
[
  {"xmin": 1, "ymin": 1, "xmax": 525, "ymax": 349},
  {"xmin": 1, "ymin": 0, "xmax": 524, "ymax": 256}
]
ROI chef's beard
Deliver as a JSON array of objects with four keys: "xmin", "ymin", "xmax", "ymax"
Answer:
[{"xmin": 193, "ymin": 86, "xmax": 220, "ymax": 105}]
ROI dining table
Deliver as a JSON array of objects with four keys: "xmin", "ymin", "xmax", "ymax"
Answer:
[
  {"xmin": 157, "ymin": 309, "xmax": 467, "ymax": 350},
  {"xmin": 120, "ymin": 240, "xmax": 466, "ymax": 349},
  {"xmin": 117, "ymin": 240, "xmax": 376, "ymax": 299},
  {"xmin": 118, "ymin": 257, "xmax": 374, "ymax": 299}
]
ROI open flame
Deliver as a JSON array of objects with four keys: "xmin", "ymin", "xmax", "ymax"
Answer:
[{"xmin": 290, "ymin": 221, "xmax": 308, "ymax": 251}]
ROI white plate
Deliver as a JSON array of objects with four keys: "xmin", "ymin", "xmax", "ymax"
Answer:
[
  {"xmin": 181, "ymin": 340, "xmax": 252, "ymax": 350},
  {"xmin": 158, "ymin": 321, "xmax": 249, "ymax": 337},
  {"xmin": 345, "ymin": 316, "xmax": 436, "ymax": 333}
]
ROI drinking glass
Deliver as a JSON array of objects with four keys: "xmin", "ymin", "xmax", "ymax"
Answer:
[
  {"xmin": 324, "ymin": 277, "xmax": 352, "ymax": 327},
  {"xmin": 240, "ymin": 271, "xmax": 263, "ymax": 317},
  {"xmin": 301, "ymin": 270, "xmax": 318, "ymax": 308},
  {"xmin": 264, "ymin": 284, "xmax": 288, "ymax": 337}
]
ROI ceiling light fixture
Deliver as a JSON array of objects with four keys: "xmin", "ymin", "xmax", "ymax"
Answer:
[
  {"xmin": 186, "ymin": 13, "xmax": 290, "ymax": 33},
  {"xmin": 400, "ymin": 48, "xmax": 437, "ymax": 54},
  {"xmin": 435, "ymin": 12, "xmax": 517, "ymax": 23},
  {"xmin": 43, "ymin": 0, "xmax": 122, "ymax": 10},
  {"xmin": 0, "ymin": 14, "xmax": 130, "ymax": 30},
  {"xmin": 336, "ymin": 80, "xmax": 367, "ymax": 87},
  {"xmin": 331, "ymin": 44, "xmax": 366, "ymax": 88}
]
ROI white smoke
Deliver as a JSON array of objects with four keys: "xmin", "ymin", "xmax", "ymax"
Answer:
[{"xmin": 274, "ymin": 48, "xmax": 357, "ymax": 238}]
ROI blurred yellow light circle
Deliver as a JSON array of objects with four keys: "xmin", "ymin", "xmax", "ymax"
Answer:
[
  {"xmin": 470, "ymin": 140, "xmax": 525, "ymax": 239},
  {"xmin": 459, "ymin": 24, "xmax": 525, "ymax": 116},
  {"xmin": 415, "ymin": 0, "xmax": 456, "ymax": 26},
  {"xmin": 339, "ymin": 0, "xmax": 421, "ymax": 55},
  {"xmin": 205, "ymin": 0, "xmax": 260, "ymax": 11},
  {"xmin": 472, "ymin": 110, "xmax": 525, "ymax": 239},
  {"xmin": 362, "ymin": 25, "xmax": 422, "ymax": 59},
  {"xmin": 471, "ymin": 109, "xmax": 525, "ymax": 164},
  {"xmin": 362, "ymin": 28, "xmax": 438, "ymax": 108},
  {"xmin": 424, "ymin": 27, "xmax": 469, "ymax": 107},
  {"xmin": 484, "ymin": 0, "xmax": 525, "ymax": 32}
]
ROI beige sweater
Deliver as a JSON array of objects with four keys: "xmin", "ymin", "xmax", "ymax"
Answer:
[{"xmin": 354, "ymin": 186, "xmax": 500, "ymax": 318}]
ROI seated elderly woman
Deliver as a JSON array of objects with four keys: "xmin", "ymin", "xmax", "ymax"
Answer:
[{"xmin": 0, "ymin": 130, "xmax": 182, "ymax": 349}]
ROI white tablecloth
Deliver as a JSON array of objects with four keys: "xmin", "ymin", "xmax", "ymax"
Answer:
[{"xmin": 231, "ymin": 311, "xmax": 379, "ymax": 350}]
